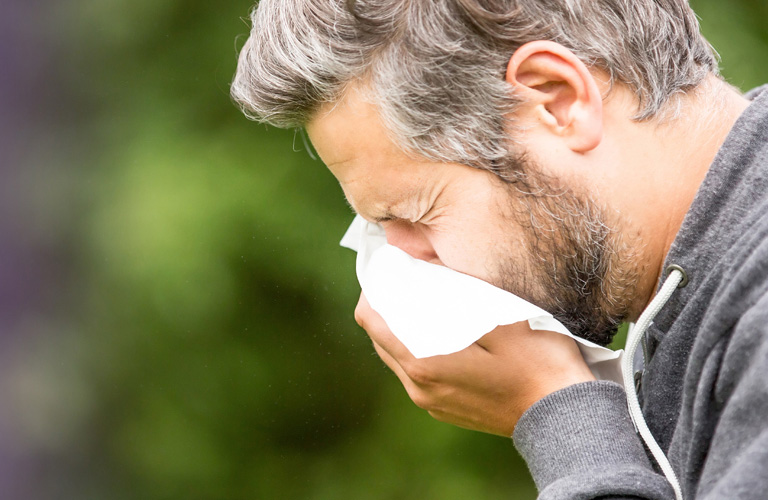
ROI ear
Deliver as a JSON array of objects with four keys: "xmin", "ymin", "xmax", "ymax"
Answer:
[{"xmin": 506, "ymin": 41, "xmax": 603, "ymax": 153}]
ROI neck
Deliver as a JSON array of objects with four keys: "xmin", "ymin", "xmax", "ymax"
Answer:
[{"xmin": 634, "ymin": 76, "xmax": 751, "ymax": 311}]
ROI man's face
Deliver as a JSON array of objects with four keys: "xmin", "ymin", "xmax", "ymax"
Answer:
[{"xmin": 307, "ymin": 90, "xmax": 643, "ymax": 345}]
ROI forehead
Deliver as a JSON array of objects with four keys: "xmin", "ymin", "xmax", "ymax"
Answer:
[
  {"xmin": 306, "ymin": 88, "xmax": 401, "ymax": 170},
  {"xmin": 305, "ymin": 89, "xmax": 436, "ymax": 213}
]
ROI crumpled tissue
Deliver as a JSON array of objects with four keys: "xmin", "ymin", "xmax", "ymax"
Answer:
[{"xmin": 340, "ymin": 215, "xmax": 624, "ymax": 384}]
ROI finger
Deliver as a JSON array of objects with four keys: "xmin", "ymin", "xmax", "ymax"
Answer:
[
  {"xmin": 355, "ymin": 293, "xmax": 417, "ymax": 363},
  {"xmin": 474, "ymin": 323, "xmax": 591, "ymax": 385},
  {"xmin": 370, "ymin": 337, "xmax": 406, "ymax": 378},
  {"xmin": 473, "ymin": 321, "xmax": 571, "ymax": 358},
  {"xmin": 472, "ymin": 321, "xmax": 530, "ymax": 353},
  {"xmin": 483, "ymin": 323, "xmax": 583, "ymax": 358},
  {"xmin": 371, "ymin": 338, "xmax": 433, "ymax": 407},
  {"xmin": 356, "ymin": 293, "xmax": 496, "ymax": 387},
  {"xmin": 355, "ymin": 294, "xmax": 441, "ymax": 389}
]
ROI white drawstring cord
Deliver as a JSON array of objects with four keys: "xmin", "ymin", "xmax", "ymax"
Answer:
[{"xmin": 621, "ymin": 268, "xmax": 685, "ymax": 500}]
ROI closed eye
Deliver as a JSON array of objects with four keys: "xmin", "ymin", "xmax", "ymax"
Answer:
[
  {"xmin": 373, "ymin": 215, "xmax": 396, "ymax": 223},
  {"xmin": 372, "ymin": 210, "xmax": 401, "ymax": 224}
]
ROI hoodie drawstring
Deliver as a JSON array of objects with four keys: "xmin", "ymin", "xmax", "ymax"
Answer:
[{"xmin": 621, "ymin": 266, "xmax": 687, "ymax": 500}]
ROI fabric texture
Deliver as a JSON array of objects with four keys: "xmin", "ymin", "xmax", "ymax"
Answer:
[{"xmin": 513, "ymin": 84, "xmax": 768, "ymax": 499}]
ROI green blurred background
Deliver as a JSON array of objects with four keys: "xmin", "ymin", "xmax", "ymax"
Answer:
[{"xmin": 1, "ymin": 1, "xmax": 766, "ymax": 499}]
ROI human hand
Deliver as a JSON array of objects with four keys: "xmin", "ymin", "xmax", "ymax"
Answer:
[{"xmin": 355, "ymin": 293, "xmax": 596, "ymax": 437}]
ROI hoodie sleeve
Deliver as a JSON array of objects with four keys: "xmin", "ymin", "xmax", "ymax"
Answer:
[
  {"xmin": 513, "ymin": 380, "xmax": 674, "ymax": 499},
  {"xmin": 514, "ymin": 291, "xmax": 768, "ymax": 500}
]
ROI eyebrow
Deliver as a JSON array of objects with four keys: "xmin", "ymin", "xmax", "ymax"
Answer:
[
  {"xmin": 346, "ymin": 185, "xmax": 422, "ymax": 224},
  {"xmin": 346, "ymin": 198, "xmax": 399, "ymax": 223},
  {"xmin": 350, "ymin": 204, "xmax": 402, "ymax": 224}
]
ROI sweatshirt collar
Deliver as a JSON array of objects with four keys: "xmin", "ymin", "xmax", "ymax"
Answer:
[{"xmin": 649, "ymin": 84, "xmax": 768, "ymax": 335}]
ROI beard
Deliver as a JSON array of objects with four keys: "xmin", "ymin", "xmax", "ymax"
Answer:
[{"xmin": 490, "ymin": 155, "xmax": 645, "ymax": 346}]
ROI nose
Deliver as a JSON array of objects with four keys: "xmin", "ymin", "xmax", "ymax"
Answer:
[{"xmin": 383, "ymin": 221, "xmax": 440, "ymax": 263}]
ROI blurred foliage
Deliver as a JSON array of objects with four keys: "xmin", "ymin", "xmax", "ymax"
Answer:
[{"xmin": 6, "ymin": 0, "xmax": 768, "ymax": 499}]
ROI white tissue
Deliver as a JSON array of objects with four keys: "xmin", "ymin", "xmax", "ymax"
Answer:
[{"xmin": 340, "ymin": 215, "xmax": 624, "ymax": 384}]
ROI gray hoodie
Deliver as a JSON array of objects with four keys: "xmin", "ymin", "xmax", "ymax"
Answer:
[{"xmin": 513, "ymin": 85, "xmax": 768, "ymax": 500}]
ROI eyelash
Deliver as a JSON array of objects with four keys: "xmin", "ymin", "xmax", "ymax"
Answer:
[
  {"xmin": 374, "ymin": 215, "xmax": 414, "ymax": 225},
  {"xmin": 371, "ymin": 201, "xmax": 436, "ymax": 225}
]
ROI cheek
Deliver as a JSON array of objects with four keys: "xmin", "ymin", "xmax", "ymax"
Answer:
[
  {"xmin": 426, "ymin": 210, "xmax": 534, "ymax": 288},
  {"xmin": 426, "ymin": 228, "xmax": 498, "ymax": 282}
]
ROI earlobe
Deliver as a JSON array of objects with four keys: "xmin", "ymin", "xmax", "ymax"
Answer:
[{"xmin": 506, "ymin": 41, "xmax": 603, "ymax": 153}]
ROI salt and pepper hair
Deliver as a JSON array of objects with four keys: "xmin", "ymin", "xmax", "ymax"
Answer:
[{"xmin": 231, "ymin": 0, "xmax": 718, "ymax": 170}]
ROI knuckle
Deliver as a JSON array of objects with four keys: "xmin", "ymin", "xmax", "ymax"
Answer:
[
  {"xmin": 408, "ymin": 389, "xmax": 434, "ymax": 411},
  {"xmin": 371, "ymin": 342, "xmax": 388, "ymax": 362},
  {"xmin": 402, "ymin": 360, "xmax": 436, "ymax": 387},
  {"xmin": 427, "ymin": 410, "xmax": 446, "ymax": 423},
  {"xmin": 353, "ymin": 303, "xmax": 366, "ymax": 329}
]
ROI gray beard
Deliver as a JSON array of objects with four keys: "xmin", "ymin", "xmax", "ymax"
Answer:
[{"xmin": 492, "ymin": 157, "xmax": 643, "ymax": 346}]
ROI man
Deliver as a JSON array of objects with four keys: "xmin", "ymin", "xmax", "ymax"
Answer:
[{"xmin": 231, "ymin": 1, "xmax": 768, "ymax": 498}]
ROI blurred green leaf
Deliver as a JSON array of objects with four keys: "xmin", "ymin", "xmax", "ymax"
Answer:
[{"xmin": 10, "ymin": 0, "xmax": 768, "ymax": 499}]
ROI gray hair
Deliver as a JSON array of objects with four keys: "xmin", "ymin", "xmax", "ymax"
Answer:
[{"xmin": 231, "ymin": 0, "xmax": 718, "ymax": 170}]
